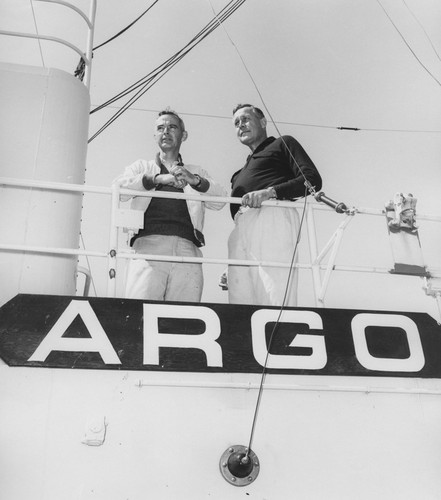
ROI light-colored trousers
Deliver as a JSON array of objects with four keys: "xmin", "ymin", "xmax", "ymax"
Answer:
[
  {"xmin": 228, "ymin": 206, "xmax": 300, "ymax": 307},
  {"xmin": 125, "ymin": 235, "xmax": 203, "ymax": 302}
]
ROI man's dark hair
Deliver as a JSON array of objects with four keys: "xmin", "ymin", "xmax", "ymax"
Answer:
[
  {"xmin": 158, "ymin": 108, "xmax": 186, "ymax": 130},
  {"xmin": 232, "ymin": 103, "xmax": 265, "ymax": 119}
]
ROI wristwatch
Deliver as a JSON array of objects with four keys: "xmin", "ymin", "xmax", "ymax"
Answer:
[{"xmin": 193, "ymin": 174, "xmax": 202, "ymax": 188}]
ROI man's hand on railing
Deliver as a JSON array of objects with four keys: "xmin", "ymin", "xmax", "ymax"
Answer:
[{"xmin": 241, "ymin": 187, "xmax": 277, "ymax": 208}]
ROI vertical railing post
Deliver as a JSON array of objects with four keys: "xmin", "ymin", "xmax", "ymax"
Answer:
[
  {"xmin": 83, "ymin": 0, "xmax": 97, "ymax": 89},
  {"xmin": 306, "ymin": 203, "xmax": 322, "ymax": 307},
  {"xmin": 317, "ymin": 215, "xmax": 353, "ymax": 304},
  {"xmin": 107, "ymin": 182, "xmax": 120, "ymax": 297}
]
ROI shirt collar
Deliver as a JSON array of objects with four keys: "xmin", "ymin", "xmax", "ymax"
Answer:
[
  {"xmin": 155, "ymin": 152, "xmax": 183, "ymax": 168},
  {"xmin": 251, "ymin": 136, "xmax": 276, "ymax": 156}
]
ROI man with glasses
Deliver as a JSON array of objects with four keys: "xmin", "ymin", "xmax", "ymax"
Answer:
[{"xmin": 116, "ymin": 109, "xmax": 227, "ymax": 302}]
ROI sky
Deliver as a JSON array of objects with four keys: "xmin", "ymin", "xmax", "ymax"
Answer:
[{"xmin": 1, "ymin": 0, "xmax": 441, "ymax": 318}]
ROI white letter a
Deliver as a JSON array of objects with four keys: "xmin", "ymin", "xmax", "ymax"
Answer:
[{"xmin": 28, "ymin": 300, "xmax": 121, "ymax": 364}]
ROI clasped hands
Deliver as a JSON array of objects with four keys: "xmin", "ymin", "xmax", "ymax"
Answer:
[{"xmin": 155, "ymin": 164, "xmax": 199, "ymax": 189}]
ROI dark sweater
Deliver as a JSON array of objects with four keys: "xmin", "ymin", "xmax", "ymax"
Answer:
[
  {"xmin": 230, "ymin": 135, "xmax": 322, "ymax": 218},
  {"xmin": 132, "ymin": 162, "xmax": 199, "ymax": 246}
]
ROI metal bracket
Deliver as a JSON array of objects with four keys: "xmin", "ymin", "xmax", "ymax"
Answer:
[{"xmin": 385, "ymin": 193, "xmax": 426, "ymax": 276}]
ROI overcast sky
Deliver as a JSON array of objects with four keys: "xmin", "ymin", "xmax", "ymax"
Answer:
[{"xmin": 2, "ymin": 0, "xmax": 441, "ymax": 317}]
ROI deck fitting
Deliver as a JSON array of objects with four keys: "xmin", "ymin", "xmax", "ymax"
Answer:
[{"xmin": 219, "ymin": 445, "xmax": 259, "ymax": 486}]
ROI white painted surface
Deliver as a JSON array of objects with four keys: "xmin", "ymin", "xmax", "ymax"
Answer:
[
  {"xmin": 0, "ymin": 63, "xmax": 89, "ymax": 306},
  {"xmin": 1, "ymin": 367, "xmax": 441, "ymax": 499}
]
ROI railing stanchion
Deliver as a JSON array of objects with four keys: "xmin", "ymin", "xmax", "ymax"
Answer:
[
  {"xmin": 306, "ymin": 203, "xmax": 321, "ymax": 307},
  {"xmin": 317, "ymin": 215, "xmax": 353, "ymax": 303},
  {"xmin": 107, "ymin": 182, "xmax": 120, "ymax": 298},
  {"xmin": 84, "ymin": 0, "xmax": 97, "ymax": 89}
]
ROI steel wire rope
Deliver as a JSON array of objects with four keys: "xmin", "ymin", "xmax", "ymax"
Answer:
[
  {"xmin": 89, "ymin": 0, "xmax": 245, "ymax": 125},
  {"xmin": 89, "ymin": 104, "xmax": 441, "ymax": 134},
  {"xmin": 75, "ymin": 1, "xmax": 161, "ymax": 79},
  {"xmin": 90, "ymin": 0, "xmax": 243, "ymax": 113},
  {"xmin": 245, "ymin": 192, "xmax": 308, "ymax": 456},
  {"xmin": 88, "ymin": 0, "xmax": 246, "ymax": 142},
  {"xmin": 88, "ymin": 57, "xmax": 181, "ymax": 142},
  {"xmin": 30, "ymin": 0, "xmax": 45, "ymax": 67},
  {"xmin": 206, "ymin": 0, "xmax": 316, "ymax": 459},
  {"xmin": 206, "ymin": 0, "xmax": 317, "ymax": 193},
  {"xmin": 376, "ymin": 0, "xmax": 441, "ymax": 87},
  {"xmin": 88, "ymin": 0, "xmax": 245, "ymax": 140},
  {"xmin": 402, "ymin": 0, "xmax": 441, "ymax": 64},
  {"xmin": 92, "ymin": 0, "xmax": 160, "ymax": 52},
  {"xmin": 79, "ymin": 232, "xmax": 98, "ymax": 297}
]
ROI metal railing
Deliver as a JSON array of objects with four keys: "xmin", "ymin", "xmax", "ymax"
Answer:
[
  {"xmin": 0, "ymin": 0, "xmax": 97, "ymax": 88},
  {"xmin": 1, "ymin": 176, "xmax": 441, "ymax": 311}
]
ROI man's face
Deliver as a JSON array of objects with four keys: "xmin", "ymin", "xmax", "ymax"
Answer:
[
  {"xmin": 154, "ymin": 114, "xmax": 186, "ymax": 152},
  {"xmin": 233, "ymin": 107, "xmax": 267, "ymax": 148}
]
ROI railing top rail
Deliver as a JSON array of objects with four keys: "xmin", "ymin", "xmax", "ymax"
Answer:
[
  {"xmin": 0, "ymin": 31, "xmax": 91, "ymax": 64},
  {"xmin": 35, "ymin": 0, "xmax": 94, "ymax": 29},
  {"xmin": 1, "ymin": 176, "xmax": 441, "ymax": 222}
]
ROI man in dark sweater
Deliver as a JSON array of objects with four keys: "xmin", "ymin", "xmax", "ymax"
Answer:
[
  {"xmin": 116, "ymin": 110, "xmax": 227, "ymax": 301},
  {"xmin": 228, "ymin": 104, "xmax": 322, "ymax": 306}
]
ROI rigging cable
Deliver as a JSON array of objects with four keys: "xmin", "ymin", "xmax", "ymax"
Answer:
[
  {"xmin": 30, "ymin": 0, "xmax": 45, "ymax": 68},
  {"xmin": 90, "ymin": 0, "xmax": 245, "ymax": 113},
  {"xmin": 89, "ymin": 0, "xmax": 245, "ymax": 138},
  {"xmin": 206, "ymin": 0, "xmax": 316, "ymax": 195},
  {"xmin": 206, "ymin": 0, "xmax": 321, "ymax": 458},
  {"xmin": 79, "ymin": 232, "xmax": 98, "ymax": 297},
  {"xmin": 402, "ymin": 0, "xmax": 441, "ymax": 64},
  {"xmin": 90, "ymin": 105, "xmax": 441, "ymax": 134},
  {"xmin": 93, "ymin": 0, "xmax": 160, "ymax": 52},
  {"xmin": 246, "ymin": 192, "xmax": 309, "ymax": 456},
  {"xmin": 88, "ymin": 0, "xmax": 246, "ymax": 143},
  {"xmin": 376, "ymin": 0, "xmax": 441, "ymax": 87},
  {"xmin": 75, "ymin": 1, "xmax": 161, "ymax": 80}
]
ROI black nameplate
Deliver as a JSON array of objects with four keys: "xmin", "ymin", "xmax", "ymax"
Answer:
[{"xmin": 0, "ymin": 294, "xmax": 440, "ymax": 378}]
